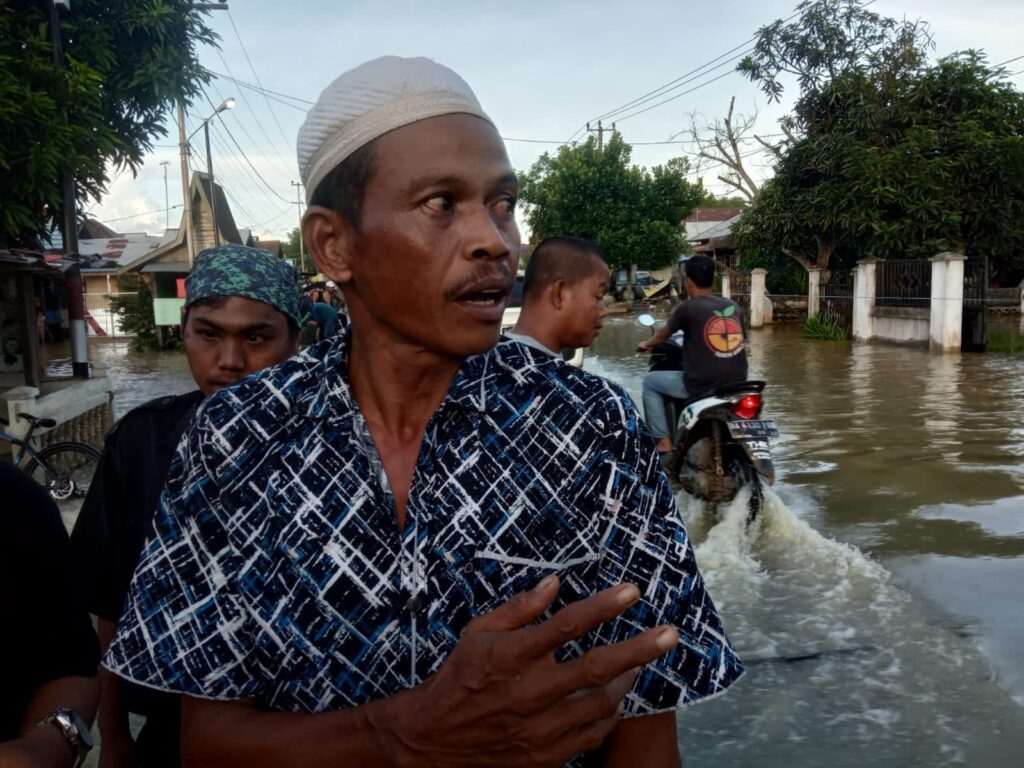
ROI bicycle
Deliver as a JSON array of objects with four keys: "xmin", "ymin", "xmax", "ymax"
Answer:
[{"xmin": 0, "ymin": 412, "xmax": 101, "ymax": 501}]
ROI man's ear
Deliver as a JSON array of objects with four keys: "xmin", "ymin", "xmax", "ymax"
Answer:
[
  {"xmin": 551, "ymin": 279, "xmax": 568, "ymax": 310},
  {"xmin": 303, "ymin": 205, "xmax": 356, "ymax": 284}
]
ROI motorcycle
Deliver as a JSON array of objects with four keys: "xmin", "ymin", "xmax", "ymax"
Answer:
[{"xmin": 637, "ymin": 313, "xmax": 778, "ymax": 523}]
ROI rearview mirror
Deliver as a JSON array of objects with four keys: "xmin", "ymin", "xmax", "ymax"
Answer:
[{"xmin": 636, "ymin": 313, "xmax": 656, "ymax": 328}]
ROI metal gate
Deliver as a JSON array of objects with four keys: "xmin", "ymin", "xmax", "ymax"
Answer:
[
  {"xmin": 728, "ymin": 268, "xmax": 751, "ymax": 320},
  {"xmin": 820, "ymin": 268, "xmax": 854, "ymax": 334},
  {"xmin": 962, "ymin": 256, "xmax": 987, "ymax": 352}
]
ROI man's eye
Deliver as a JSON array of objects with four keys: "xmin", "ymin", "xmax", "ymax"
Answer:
[
  {"xmin": 494, "ymin": 197, "xmax": 516, "ymax": 216},
  {"xmin": 246, "ymin": 334, "xmax": 266, "ymax": 344},
  {"xmin": 422, "ymin": 194, "xmax": 453, "ymax": 212}
]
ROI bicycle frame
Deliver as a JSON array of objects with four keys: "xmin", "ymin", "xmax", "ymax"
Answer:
[{"xmin": 0, "ymin": 425, "xmax": 41, "ymax": 467}]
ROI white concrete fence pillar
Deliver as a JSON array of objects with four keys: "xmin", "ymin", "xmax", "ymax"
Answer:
[
  {"xmin": 807, "ymin": 268, "xmax": 823, "ymax": 318},
  {"xmin": 929, "ymin": 251, "xmax": 967, "ymax": 353},
  {"xmin": 721, "ymin": 272, "xmax": 731, "ymax": 299},
  {"xmin": 2, "ymin": 385, "xmax": 40, "ymax": 461},
  {"xmin": 750, "ymin": 268, "xmax": 767, "ymax": 328},
  {"xmin": 852, "ymin": 257, "xmax": 878, "ymax": 342}
]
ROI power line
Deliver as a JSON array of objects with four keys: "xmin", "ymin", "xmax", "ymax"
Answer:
[
  {"xmin": 568, "ymin": 1, "xmax": 874, "ymax": 140},
  {"xmin": 207, "ymin": 66, "xmax": 297, "ymax": 179},
  {"xmin": 101, "ymin": 204, "xmax": 182, "ymax": 224},
  {"xmin": 993, "ymin": 54, "xmax": 1024, "ymax": 68},
  {"xmin": 616, "ymin": 69, "xmax": 739, "ymax": 123},
  {"xmin": 206, "ymin": 69, "xmax": 314, "ymax": 106},
  {"xmin": 202, "ymin": 95, "xmax": 293, "ymax": 206},
  {"xmin": 226, "ymin": 9, "xmax": 293, "ymax": 148}
]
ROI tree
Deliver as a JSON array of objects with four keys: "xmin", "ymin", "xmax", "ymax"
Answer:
[
  {"xmin": 283, "ymin": 227, "xmax": 301, "ymax": 263},
  {"xmin": 0, "ymin": 0, "xmax": 217, "ymax": 247},
  {"xmin": 735, "ymin": 52, "xmax": 1024, "ymax": 277},
  {"xmin": 686, "ymin": 97, "xmax": 781, "ymax": 203},
  {"xmin": 519, "ymin": 133, "xmax": 701, "ymax": 278}
]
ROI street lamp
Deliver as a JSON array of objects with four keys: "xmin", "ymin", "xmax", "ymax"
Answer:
[{"xmin": 188, "ymin": 97, "xmax": 235, "ymax": 247}]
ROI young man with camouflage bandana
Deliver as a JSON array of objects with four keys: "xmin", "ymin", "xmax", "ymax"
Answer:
[{"xmin": 71, "ymin": 244, "xmax": 301, "ymax": 767}]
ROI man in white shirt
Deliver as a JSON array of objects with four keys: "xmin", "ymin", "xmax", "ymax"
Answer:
[{"xmin": 509, "ymin": 236, "xmax": 611, "ymax": 355}]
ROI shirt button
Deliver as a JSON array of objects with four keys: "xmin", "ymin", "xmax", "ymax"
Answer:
[{"xmin": 406, "ymin": 594, "xmax": 424, "ymax": 613}]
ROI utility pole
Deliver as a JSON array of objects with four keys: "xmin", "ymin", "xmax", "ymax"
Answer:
[
  {"xmin": 176, "ymin": 3, "xmax": 228, "ymax": 264},
  {"xmin": 159, "ymin": 160, "xmax": 170, "ymax": 230},
  {"xmin": 177, "ymin": 101, "xmax": 197, "ymax": 265},
  {"xmin": 290, "ymin": 181, "xmax": 305, "ymax": 274},
  {"xmin": 586, "ymin": 120, "xmax": 617, "ymax": 150},
  {"xmin": 50, "ymin": 0, "xmax": 88, "ymax": 378},
  {"xmin": 204, "ymin": 119, "xmax": 220, "ymax": 247}
]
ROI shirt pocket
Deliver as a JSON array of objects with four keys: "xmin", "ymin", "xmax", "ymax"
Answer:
[{"xmin": 448, "ymin": 546, "xmax": 602, "ymax": 617}]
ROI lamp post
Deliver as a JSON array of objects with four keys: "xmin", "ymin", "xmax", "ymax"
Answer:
[{"xmin": 188, "ymin": 97, "xmax": 234, "ymax": 248}]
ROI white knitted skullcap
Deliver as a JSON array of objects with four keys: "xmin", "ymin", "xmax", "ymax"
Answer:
[{"xmin": 297, "ymin": 55, "xmax": 493, "ymax": 204}]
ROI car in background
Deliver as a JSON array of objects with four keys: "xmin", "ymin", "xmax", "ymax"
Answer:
[{"xmin": 612, "ymin": 269, "xmax": 667, "ymax": 301}]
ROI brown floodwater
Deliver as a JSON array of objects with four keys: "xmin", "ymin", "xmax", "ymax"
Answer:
[{"xmin": 586, "ymin": 315, "xmax": 1024, "ymax": 766}]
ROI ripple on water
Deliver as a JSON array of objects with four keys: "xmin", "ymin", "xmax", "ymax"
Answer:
[{"xmin": 675, "ymin": 488, "xmax": 1024, "ymax": 767}]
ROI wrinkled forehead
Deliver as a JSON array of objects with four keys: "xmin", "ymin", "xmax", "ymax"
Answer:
[{"xmin": 367, "ymin": 114, "xmax": 514, "ymax": 188}]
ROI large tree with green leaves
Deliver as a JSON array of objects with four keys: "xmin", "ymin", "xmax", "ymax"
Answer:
[
  {"xmin": 735, "ymin": 51, "xmax": 1024, "ymax": 277},
  {"xmin": 519, "ymin": 133, "xmax": 701, "ymax": 274},
  {"xmin": 0, "ymin": 0, "xmax": 216, "ymax": 247}
]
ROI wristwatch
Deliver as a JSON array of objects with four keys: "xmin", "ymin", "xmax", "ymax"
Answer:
[{"xmin": 37, "ymin": 708, "xmax": 93, "ymax": 767}]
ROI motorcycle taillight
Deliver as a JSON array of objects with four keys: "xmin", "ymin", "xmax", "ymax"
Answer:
[{"xmin": 731, "ymin": 394, "xmax": 762, "ymax": 420}]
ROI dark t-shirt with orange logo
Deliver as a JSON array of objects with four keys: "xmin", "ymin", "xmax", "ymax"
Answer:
[{"xmin": 666, "ymin": 294, "xmax": 748, "ymax": 396}]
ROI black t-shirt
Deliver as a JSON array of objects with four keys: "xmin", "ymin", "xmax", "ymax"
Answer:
[
  {"xmin": 70, "ymin": 390, "xmax": 202, "ymax": 747},
  {"xmin": 666, "ymin": 294, "xmax": 748, "ymax": 396},
  {"xmin": 0, "ymin": 461, "xmax": 99, "ymax": 741},
  {"xmin": 71, "ymin": 390, "xmax": 203, "ymax": 623}
]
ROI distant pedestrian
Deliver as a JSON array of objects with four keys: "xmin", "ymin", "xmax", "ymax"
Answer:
[{"xmin": 310, "ymin": 290, "xmax": 339, "ymax": 339}]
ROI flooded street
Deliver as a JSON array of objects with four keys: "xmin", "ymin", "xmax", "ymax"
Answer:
[
  {"xmin": 87, "ymin": 321, "xmax": 1024, "ymax": 766},
  {"xmin": 587, "ymin": 317, "xmax": 1024, "ymax": 766}
]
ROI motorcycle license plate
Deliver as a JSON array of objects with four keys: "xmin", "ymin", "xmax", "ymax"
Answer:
[{"xmin": 728, "ymin": 419, "xmax": 779, "ymax": 440}]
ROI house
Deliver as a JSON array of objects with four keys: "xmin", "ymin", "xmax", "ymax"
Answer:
[
  {"xmin": 76, "ymin": 232, "xmax": 165, "ymax": 335},
  {"xmin": 686, "ymin": 209, "xmax": 745, "ymax": 269},
  {"xmin": 1, "ymin": 249, "xmax": 112, "ymax": 456},
  {"xmin": 121, "ymin": 171, "xmax": 245, "ymax": 327}
]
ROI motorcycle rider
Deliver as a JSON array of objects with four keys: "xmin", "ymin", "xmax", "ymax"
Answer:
[{"xmin": 636, "ymin": 255, "xmax": 748, "ymax": 455}]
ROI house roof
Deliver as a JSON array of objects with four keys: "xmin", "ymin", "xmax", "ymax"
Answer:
[
  {"xmin": 119, "ymin": 172, "xmax": 244, "ymax": 273},
  {"xmin": 77, "ymin": 234, "xmax": 163, "ymax": 271},
  {"xmin": 78, "ymin": 218, "xmax": 119, "ymax": 240},
  {"xmin": 683, "ymin": 207, "xmax": 745, "ymax": 223},
  {"xmin": 253, "ymin": 239, "xmax": 283, "ymax": 257}
]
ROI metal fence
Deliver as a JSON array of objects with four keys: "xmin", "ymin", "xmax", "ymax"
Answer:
[
  {"xmin": 84, "ymin": 292, "xmax": 136, "ymax": 337},
  {"xmin": 875, "ymin": 259, "xmax": 931, "ymax": 308}
]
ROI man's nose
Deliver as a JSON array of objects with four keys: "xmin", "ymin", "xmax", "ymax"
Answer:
[
  {"xmin": 465, "ymin": 206, "xmax": 518, "ymax": 261},
  {"xmin": 217, "ymin": 338, "xmax": 246, "ymax": 371}
]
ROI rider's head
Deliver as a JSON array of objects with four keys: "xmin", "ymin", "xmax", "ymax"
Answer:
[
  {"xmin": 182, "ymin": 245, "xmax": 301, "ymax": 396},
  {"xmin": 517, "ymin": 236, "xmax": 610, "ymax": 350},
  {"xmin": 684, "ymin": 255, "xmax": 716, "ymax": 295}
]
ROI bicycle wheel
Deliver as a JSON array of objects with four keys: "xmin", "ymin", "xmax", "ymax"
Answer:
[{"xmin": 22, "ymin": 442, "xmax": 101, "ymax": 501}]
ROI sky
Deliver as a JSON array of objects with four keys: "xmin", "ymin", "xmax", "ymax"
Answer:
[{"xmin": 87, "ymin": 0, "xmax": 1024, "ymax": 241}]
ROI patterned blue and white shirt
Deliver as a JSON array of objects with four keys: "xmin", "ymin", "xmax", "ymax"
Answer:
[{"xmin": 106, "ymin": 334, "xmax": 744, "ymax": 765}]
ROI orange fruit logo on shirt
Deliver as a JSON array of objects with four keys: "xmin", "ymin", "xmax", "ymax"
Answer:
[{"xmin": 704, "ymin": 305, "xmax": 744, "ymax": 357}]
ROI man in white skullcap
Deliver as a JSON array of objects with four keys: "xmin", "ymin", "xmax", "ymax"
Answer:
[{"xmin": 105, "ymin": 56, "xmax": 743, "ymax": 767}]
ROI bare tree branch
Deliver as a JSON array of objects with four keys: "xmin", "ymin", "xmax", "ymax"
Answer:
[{"xmin": 686, "ymin": 96, "xmax": 765, "ymax": 202}]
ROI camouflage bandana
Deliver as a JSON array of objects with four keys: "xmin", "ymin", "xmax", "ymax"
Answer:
[{"xmin": 185, "ymin": 245, "xmax": 300, "ymax": 326}]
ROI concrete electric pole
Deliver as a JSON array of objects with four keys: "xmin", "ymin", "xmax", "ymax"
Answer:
[
  {"xmin": 586, "ymin": 120, "xmax": 616, "ymax": 150},
  {"xmin": 290, "ymin": 181, "xmax": 305, "ymax": 275}
]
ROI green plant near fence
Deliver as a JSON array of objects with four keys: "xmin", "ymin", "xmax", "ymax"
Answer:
[
  {"xmin": 803, "ymin": 313, "xmax": 848, "ymax": 341},
  {"xmin": 988, "ymin": 331, "xmax": 1024, "ymax": 354}
]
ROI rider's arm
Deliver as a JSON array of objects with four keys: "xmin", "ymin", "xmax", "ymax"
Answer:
[{"xmin": 638, "ymin": 323, "xmax": 675, "ymax": 351}]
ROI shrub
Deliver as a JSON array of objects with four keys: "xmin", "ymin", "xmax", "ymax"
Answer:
[{"xmin": 803, "ymin": 313, "xmax": 848, "ymax": 341}]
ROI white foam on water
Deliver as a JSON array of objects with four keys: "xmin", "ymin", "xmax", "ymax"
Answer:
[{"xmin": 674, "ymin": 484, "xmax": 1024, "ymax": 767}]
